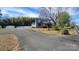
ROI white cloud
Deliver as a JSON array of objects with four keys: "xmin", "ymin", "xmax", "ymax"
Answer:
[
  {"xmin": 27, "ymin": 13, "xmax": 38, "ymax": 17},
  {"xmin": 1, "ymin": 7, "xmax": 27, "ymax": 14},
  {"xmin": 67, "ymin": 8, "xmax": 74, "ymax": 16},
  {"xmin": 67, "ymin": 8, "xmax": 79, "ymax": 17},
  {"xmin": 0, "ymin": 7, "xmax": 39, "ymax": 17}
]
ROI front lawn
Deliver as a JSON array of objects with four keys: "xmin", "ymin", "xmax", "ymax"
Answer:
[{"xmin": 0, "ymin": 34, "xmax": 20, "ymax": 51}]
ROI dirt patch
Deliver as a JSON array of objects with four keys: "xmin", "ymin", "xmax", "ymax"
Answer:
[
  {"xmin": 0, "ymin": 34, "xmax": 20, "ymax": 51},
  {"xmin": 31, "ymin": 28, "xmax": 77, "ymax": 35},
  {"xmin": 31, "ymin": 28, "xmax": 61, "ymax": 35}
]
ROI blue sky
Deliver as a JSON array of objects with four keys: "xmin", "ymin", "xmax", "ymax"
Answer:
[
  {"xmin": 0, "ymin": 7, "xmax": 79, "ymax": 25},
  {"xmin": 0, "ymin": 7, "xmax": 39, "ymax": 18}
]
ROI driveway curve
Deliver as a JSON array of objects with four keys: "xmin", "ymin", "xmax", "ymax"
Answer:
[{"xmin": 0, "ymin": 29, "xmax": 79, "ymax": 51}]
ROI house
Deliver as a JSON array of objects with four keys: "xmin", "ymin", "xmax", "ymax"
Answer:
[{"xmin": 31, "ymin": 18, "xmax": 53, "ymax": 28}]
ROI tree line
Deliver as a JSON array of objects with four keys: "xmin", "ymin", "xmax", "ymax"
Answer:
[{"xmin": 0, "ymin": 17, "xmax": 36, "ymax": 28}]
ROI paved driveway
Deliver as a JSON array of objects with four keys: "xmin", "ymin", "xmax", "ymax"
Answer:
[{"xmin": 0, "ymin": 29, "xmax": 79, "ymax": 51}]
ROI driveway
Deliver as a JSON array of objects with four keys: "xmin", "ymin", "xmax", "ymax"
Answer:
[{"xmin": 0, "ymin": 29, "xmax": 79, "ymax": 51}]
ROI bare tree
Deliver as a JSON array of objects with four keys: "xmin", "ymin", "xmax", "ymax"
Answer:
[{"xmin": 39, "ymin": 7, "xmax": 68, "ymax": 25}]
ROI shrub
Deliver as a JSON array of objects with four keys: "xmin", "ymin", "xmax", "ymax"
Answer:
[
  {"xmin": 54, "ymin": 25, "xmax": 60, "ymax": 31},
  {"xmin": 62, "ymin": 29, "xmax": 69, "ymax": 35},
  {"xmin": 1, "ymin": 26, "xmax": 6, "ymax": 28}
]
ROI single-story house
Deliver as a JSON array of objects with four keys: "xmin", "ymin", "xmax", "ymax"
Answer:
[{"xmin": 31, "ymin": 18, "xmax": 53, "ymax": 28}]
